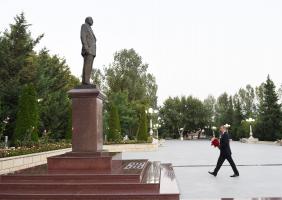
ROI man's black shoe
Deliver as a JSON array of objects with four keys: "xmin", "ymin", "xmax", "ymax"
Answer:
[
  {"xmin": 208, "ymin": 171, "xmax": 216, "ymax": 177},
  {"xmin": 230, "ymin": 174, "xmax": 239, "ymax": 177}
]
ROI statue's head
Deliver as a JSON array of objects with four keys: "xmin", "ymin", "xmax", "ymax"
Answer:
[{"xmin": 85, "ymin": 17, "xmax": 93, "ymax": 26}]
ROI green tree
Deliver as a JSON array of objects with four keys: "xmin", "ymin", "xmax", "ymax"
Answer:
[
  {"xmin": 237, "ymin": 85, "xmax": 257, "ymax": 117},
  {"xmin": 183, "ymin": 96, "xmax": 207, "ymax": 131},
  {"xmin": 108, "ymin": 103, "xmax": 122, "ymax": 142},
  {"xmin": 215, "ymin": 93, "xmax": 230, "ymax": 126},
  {"xmin": 14, "ymin": 84, "xmax": 39, "ymax": 145},
  {"xmin": 232, "ymin": 97, "xmax": 244, "ymax": 140},
  {"xmin": 159, "ymin": 97, "xmax": 182, "ymax": 138},
  {"xmin": 105, "ymin": 48, "xmax": 157, "ymax": 108},
  {"xmin": 226, "ymin": 96, "xmax": 234, "ymax": 127},
  {"xmin": 91, "ymin": 68, "xmax": 106, "ymax": 91},
  {"xmin": 105, "ymin": 92, "xmax": 138, "ymax": 138},
  {"xmin": 256, "ymin": 76, "xmax": 282, "ymax": 141},
  {"xmin": 0, "ymin": 13, "xmax": 43, "ymax": 139},
  {"xmin": 0, "ymin": 13, "xmax": 79, "ymax": 142},
  {"xmin": 203, "ymin": 95, "xmax": 216, "ymax": 126},
  {"xmin": 159, "ymin": 96, "xmax": 208, "ymax": 138},
  {"xmin": 278, "ymin": 84, "xmax": 282, "ymax": 104},
  {"xmin": 104, "ymin": 49, "xmax": 158, "ymax": 140},
  {"xmin": 137, "ymin": 106, "xmax": 148, "ymax": 141},
  {"xmin": 35, "ymin": 50, "xmax": 79, "ymax": 140}
]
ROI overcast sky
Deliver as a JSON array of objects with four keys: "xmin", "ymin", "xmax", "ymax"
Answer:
[{"xmin": 1, "ymin": 0, "xmax": 282, "ymax": 105}]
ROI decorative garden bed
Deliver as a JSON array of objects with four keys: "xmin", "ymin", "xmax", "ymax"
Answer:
[{"xmin": 0, "ymin": 142, "xmax": 71, "ymax": 158}]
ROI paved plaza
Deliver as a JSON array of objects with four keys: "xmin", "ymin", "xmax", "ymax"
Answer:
[{"xmin": 123, "ymin": 140, "xmax": 282, "ymax": 199}]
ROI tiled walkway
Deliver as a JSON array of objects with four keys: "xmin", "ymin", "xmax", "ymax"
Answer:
[{"xmin": 122, "ymin": 140, "xmax": 282, "ymax": 200}]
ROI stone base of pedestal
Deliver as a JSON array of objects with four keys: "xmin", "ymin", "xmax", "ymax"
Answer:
[
  {"xmin": 68, "ymin": 88, "xmax": 105, "ymax": 153},
  {"xmin": 0, "ymin": 158, "xmax": 180, "ymax": 200},
  {"xmin": 47, "ymin": 152, "xmax": 122, "ymax": 171}
]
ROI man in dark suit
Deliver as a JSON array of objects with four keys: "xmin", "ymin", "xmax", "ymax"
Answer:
[
  {"xmin": 80, "ymin": 16, "xmax": 97, "ymax": 85},
  {"xmin": 209, "ymin": 126, "xmax": 239, "ymax": 177}
]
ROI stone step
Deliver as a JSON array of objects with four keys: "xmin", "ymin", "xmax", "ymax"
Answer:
[
  {"xmin": 47, "ymin": 152, "xmax": 123, "ymax": 171},
  {"xmin": 0, "ymin": 182, "xmax": 160, "ymax": 194},
  {"xmin": 0, "ymin": 174, "xmax": 143, "ymax": 183},
  {"xmin": 0, "ymin": 163, "xmax": 179, "ymax": 200},
  {"xmin": 0, "ymin": 160, "xmax": 150, "ymax": 183},
  {"xmin": 0, "ymin": 161, "xmax": 160, "ymax": 194},
  {"xmin": 0, "ymin": 193, "xmax": 179, "ymax": 200}
]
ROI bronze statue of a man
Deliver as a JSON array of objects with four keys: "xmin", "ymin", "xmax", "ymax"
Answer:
[{"xmin": 81, "ymin": 17, "xmax": 96, "ymax": 85}]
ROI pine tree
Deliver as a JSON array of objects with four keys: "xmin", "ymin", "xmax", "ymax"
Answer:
[
  {"xmin": 35, "ymin": 51, "xmax": 79, "ymax": 140},
  {"xmin": 14, "ymin": 84, "xmax": 39, "ymax": 145},
  {"xmin": 108, "ymin": 103, "xmax": 121, "ymax": 142},
  {"xmin": 0, "ymin": 13, "xmax": 43, "ymax": 140},
  {"xmin": 137, "ymin": 106, "xmax": 148, "ymax": 141},
  {"xmin": 257, "ymin": 76, "xmax": 282, "ymax": 141}
]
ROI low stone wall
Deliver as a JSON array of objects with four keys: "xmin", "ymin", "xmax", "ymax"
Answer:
[
  {"xmin": 0, "ymin": 148, "xmax": 71, "ymax": 175},
  {"xmin": 0, "ymin": 143, "xmax": 158, "ymax": 174},
  {"xmin": 103, "ymin": 143, "xmax": 158, "ymax": 152}
]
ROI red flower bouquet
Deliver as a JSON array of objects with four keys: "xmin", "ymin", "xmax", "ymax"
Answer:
[{"xmin": 211, "ymin": 138, "xmax": 220, "ymax": 148}]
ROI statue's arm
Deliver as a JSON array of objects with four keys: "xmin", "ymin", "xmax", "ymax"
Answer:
[{"xmin": 80, "ymin": 25, "xmax": 89, "ymax": 50}]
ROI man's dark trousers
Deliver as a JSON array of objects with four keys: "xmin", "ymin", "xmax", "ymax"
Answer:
[
  {"xmin": 214, "ymin": 132, "xmax": 239, "ymax": 175},
  {"xmin": 214, "ymin": 153, "xmax": 239, "ymax": 175}
]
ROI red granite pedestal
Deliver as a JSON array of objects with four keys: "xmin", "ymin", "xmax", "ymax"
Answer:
[{"xmin": 0, "ymin": 87, "xmax": 180, "ymax": 200}]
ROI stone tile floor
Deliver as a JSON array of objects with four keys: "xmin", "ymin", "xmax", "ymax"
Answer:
[{"xmin": 122, "ymin": 140, "xmax": 282, "ymax": 200}]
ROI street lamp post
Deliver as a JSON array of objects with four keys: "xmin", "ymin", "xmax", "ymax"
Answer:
[
  {"xmin": 153, "ymin": 123, "xmax": 160, "ymax": 139},
  {"xmin": 4, "ymin": 136, "xmax": 8, "ymax": 149},
  {"xmin": 179, "ymin": 128, "xmax": 184, "ymax": 141},
  {"xmin": 148, "ymin": 108, "xmax": 154, "ymax": 136},
  {"xmin": 246, "ymin": 117, "xmax": 255, "ymax": 139},
  {"xmin": 147, "ymin": 108, "xmax": 159, "ymax": 137}
]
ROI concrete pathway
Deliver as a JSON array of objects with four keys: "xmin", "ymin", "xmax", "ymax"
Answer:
[{"xmin": 122, "ymin": 140, "xmax": 282, "ymax": 199}]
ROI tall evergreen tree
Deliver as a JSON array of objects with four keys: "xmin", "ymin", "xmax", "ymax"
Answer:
[
  {"xmin": 35, "ymin": 50, "xmax": 79, "ymax": 140},
  {"xmin": 137, "ymin": 106, "xmax": 148, "ymax": 141},
  {"xmin": 14, "ymin": 84, "xmax": 39, "ymax": 145},
  {"xmin": 0, "ymin": 13, "xmax": 43, "ymax": 139},
  {"xmin": 108, "ymin": 103, "xmax": 122, "ymax": 142},
  {"xmin": 256, "ymin": 76, "xmax": 282, "ymax": 141}
]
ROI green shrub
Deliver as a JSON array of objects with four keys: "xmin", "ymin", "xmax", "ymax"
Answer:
[{"xmin": 14, "ymin": 84, "xmax": 39, "ymax": 146}]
